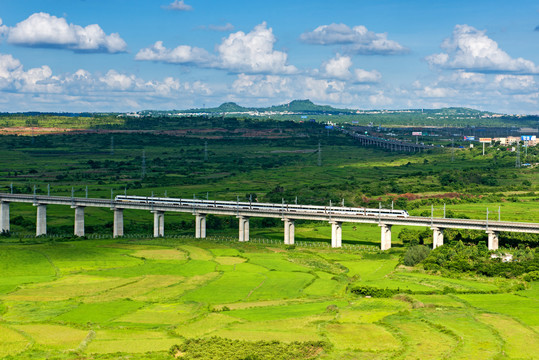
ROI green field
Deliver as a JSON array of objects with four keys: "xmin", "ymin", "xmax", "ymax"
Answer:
[
  {"xmin": 0, "ymin": 117, "xmax": 537, "ymax": 359},
  {"xmin": 0, "ymin": 237, "xmax": 537, "ymax": 359},
  {"xmin": 0, "ymin": 130, "xmax": 537, "ymax": 248}
]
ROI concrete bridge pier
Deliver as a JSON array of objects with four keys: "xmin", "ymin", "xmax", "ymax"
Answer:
[
  {"xmin": 153, "ymin": 211, "xmax": 164, "ymax": 237},
  {"xmin": 35, "ymin": 204, "xmax": 47, "ymax": 236},
  {"xmin": 432, "ymin": 227, "xmax": 444, "ymax": 249},
  {"xmin": 1, "ymin": 202, "xmax": 9, "ymax": 233},
  {"xmin": 72, "ymin": 206, "xmax": 85, "ymax": 237},
  {"xmin": 487, "ymin": 230, "xmax": 499, "ymax": 250},
  {"xmin": 238, "ymin": 216, "xmax": 249, "ymax": 242},
  {"xmin": 283, "ymin": 218, "xmax": 295, "ymax": 245},
  {"xmin": 331, "ymin": 221, "xmax": 342, "ymax": 248},
  {"xmin": 195, "ymin": 214, "xmax": 206, "ymax": 238},
  {"xmin": 113, "ymin": 208, "xmax": 124, "ymax": 237},
  {"xmin": 380, "ymin": 223, "xmax": 392, "ymax": 250}
]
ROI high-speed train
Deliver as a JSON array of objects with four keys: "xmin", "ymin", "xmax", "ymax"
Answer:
[{"xmin": 115, "ymin": 195, "xmax": 409, "ymax": 218}]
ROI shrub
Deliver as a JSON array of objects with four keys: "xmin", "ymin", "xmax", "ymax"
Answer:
[
  {"xmin": 403, "ymin": 245, "xmax": 431, "ymax": 266},
  {"xmin": 523, "ymin": 271, "xmax": 539, "ymax": 282},
  {"xmin": 350, "ymin": 285, "xmax": 399, "ymax": 298}
]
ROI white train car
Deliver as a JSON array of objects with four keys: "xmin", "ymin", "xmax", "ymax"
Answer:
[{"xmin": 115, "ymin": 195, "xmax": 409, "ymax": 217}]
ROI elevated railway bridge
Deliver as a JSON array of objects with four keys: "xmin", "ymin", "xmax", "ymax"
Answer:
[{"xmin": 1, "ymin": 193, "xmax": 537, "ymax": 250}]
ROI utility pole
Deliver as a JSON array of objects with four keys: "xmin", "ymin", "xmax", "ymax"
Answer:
[
  {"xmin": 142, "ymin": 149, "xmax": 146, "ymax": 178},
  {"xmin": 451, "ymin": 137, "xmax": 455, "ymax": 162},
  {"xmin": 516, "ymin": 142, "xmax": 521, "ymax": 168},
  {"xmin": 317, "ymin": 142, "xmax": 322, "ymax": 167}
]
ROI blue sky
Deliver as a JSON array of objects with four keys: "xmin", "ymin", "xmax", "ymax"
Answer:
[{"xmin": 1, "ymin": 0, "xmax": 539, "ymax": 113}]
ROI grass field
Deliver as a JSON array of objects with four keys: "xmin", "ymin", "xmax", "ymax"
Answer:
[
  {"xmin": 0, "ymin": 131, "xmax": 537, "ymax": 246},
  {"xmin": 0, "ymin": 127, "xmax": 537, "ymax": 359},
  {"xmin": 0, "ymin": 237, "xmax": 537, "ymax": 359}
]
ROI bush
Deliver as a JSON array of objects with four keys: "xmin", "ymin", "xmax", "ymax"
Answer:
[
  {"xmin": 422, "ymin": 241, "xmax": 538, "ymax": 278},
  {"xmin": 523, "ymin": 271, "xmax": 539, "ymax": 282},
  {"xmin": 350, "ymin": 285, "xmax": 399, "ymax": 298},
  {"xmin": 403, "ymin": 245, "xmax": 431, "ymax": 266},
  {"xmin": 169, "ymin": 337, "xmax": 327, "ymax": 360}
]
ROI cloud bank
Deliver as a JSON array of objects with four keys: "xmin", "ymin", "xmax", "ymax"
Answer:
[
  {"xmin": 164, "ymin": 0, "xmax": 193, "ymax": 11},
  {"xmin": 426, "ymin": 24, "xmax": 539, "ymax": 74},
  {"xmin": 136, "ymin": 22, "xmax": 297, "ymax": 74},
  {"xmin": 300, "ymin": 23, "xmax": 407, "ymax": 55},
  {"xmin": 5, "ymin": 13, "xmax": 127, "ymax": 53},
  {"xmin": 321, "ymin": 54, "xmax": 381, "ymax": 83}
]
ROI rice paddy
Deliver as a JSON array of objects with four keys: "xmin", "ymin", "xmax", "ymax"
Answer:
[{"xmin": 0, "ymin": 237, "xmax": 537, "ymax": 359}]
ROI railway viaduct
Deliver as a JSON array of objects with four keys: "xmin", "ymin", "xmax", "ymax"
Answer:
[{"xmin": 1, "ymin": 193, "xmax": 538, "ymax": 251}]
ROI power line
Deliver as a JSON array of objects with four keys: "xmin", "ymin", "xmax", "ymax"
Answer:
[
  {"xmin": 142, "ymin": 149, "xmax": 146, "ymax": 178},
  {"xmin": 515, "ymin": 142, "xmax": 521, "ymax": 168},
  {"xmin": 451, "ymin": 137, "xmax": 455, "ymax": 162},
  {"xmin": 317, "ymin": 142, "xmax": 322, "ymax": 166}
]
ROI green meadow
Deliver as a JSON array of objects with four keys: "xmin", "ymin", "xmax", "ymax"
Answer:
[
  {"xmin": 0, "ymin": 130, "xmax": 537, "ymax": 246},
  {"xmin": 0, "ymin": 119, "xmax": 537, "ymax": 359},
  {"xmin": 0, "ymin": 237, "xmax": 537, "ymax": 359}
]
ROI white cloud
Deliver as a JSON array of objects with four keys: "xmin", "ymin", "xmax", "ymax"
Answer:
[
  {"xmin": 217, "ymin": 22, "xmax": 297, "ymax": 74},
  {"xmin": 368, "ymin": 91, "xmax": 393, "ymax": 106},
  {"xmin": 137, "ymin": 22, "xmax": 297, "ymax": 74},
  {"xmin": 0, "ymin": 53, "xmax": 61, "ymax": 93},
  {"xmin": 135, "ymin": 41, "xmax": 214, "ymax": 65},
  {"xmin": 494, "ymin": 75, "xmax": 536, "ymax": 91},
  {"xmin": 0, "ymin": 52, "xmax": 214, "ymax": 111},
  {"xmin": 0, "ymin": 18, "xmax": 7, "ymax": 37},
  {"xmin": 320, "ymin": 54, "xmax": 381, "ymax": 83},
  {"xmin": 322, "ymin": 54, "xmax": 352, "ymax": 79},
  {"xmin": 99, "ymin": 70, "xmax": 138, "ymax": 91},
  {"xmin": 448, "ymin": 70, "xmax": 486, "ymax": 85},
  {"xmin": 0, "ymin": 53, "xmax": 21, "ymax": 81},
  {"xmin": 232, "ymin": 74, "xmax": 292, "ymax": 98},
  {"xmin": 6, "ymin": 12, "xmax": 127, "ymax": 53},
  {"xmin": 165, "ymin": 0, "xmax": 193, "ymax": 11},
  {"xmin": 198, "ymin": 23, "xmax": 235, "ymax": 32},
  {"xmin": 354, "ymin": 68, "xmax": 381, "ymax": 83},
  {"xmin": 426, "ymin": 24, "xmax": 539, "ymax": 74},
  {"xmin": 418, "ymin": 86, "xmax": 458, "ymax": 98},
  {"xmin": 300, "ymin": 23, "xmax": 407, "ymax": 55}
]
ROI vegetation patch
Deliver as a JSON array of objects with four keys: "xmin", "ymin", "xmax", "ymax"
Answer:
[
  {"xmin": 13, "ymin": 324, "xmax": 88, "ymax": 350},
  {"xmin": 478, "ymin": 313, "xmax": 539, "ymax": 359},
  {"xmin": 132, "ymin": 248, "xmax": 187, "ymax": 260},
  {"xmin": 422, "ymin": 240, "xmax": 538, "ymax": 278},
  {"xmin": 55, "ymin": 300, "xmax": 144, "ymax": 324},
  {"xmin": 0, "ymin": 325, "xmax": 30, "ymax": 358},
  {"xmin": 214, "ymin": 256, "xmax": 246, "ymax": 265},
  {"xmin": 324, "ymin": 323, "xmax": 400, "ymax": 351},
  {"xmin": 170, "ymin": 337, "xmax": 326, "ymax": 360},
  {"xmin": 86, "ymin": 329, "xmax": 179, "ymax": 354}
]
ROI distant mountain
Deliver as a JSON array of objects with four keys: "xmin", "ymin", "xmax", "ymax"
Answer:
[
  {"xmin": 179, "ymin": 99, "xmax": 353, "ymax": 114},
  {"xmin": 215, "ymin": 102, "xmax": 251, "ymax": 113},
  {"xmin": 420, "ymin": 107, "xmax": 495, "ymax": 116},
  {"xmin": 142, "ymin": 100, "xmax": 499, "ymax": 118},
  {"xmin": 265, "ymin": 99, "xmax": 351, "ymax": 113}
]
